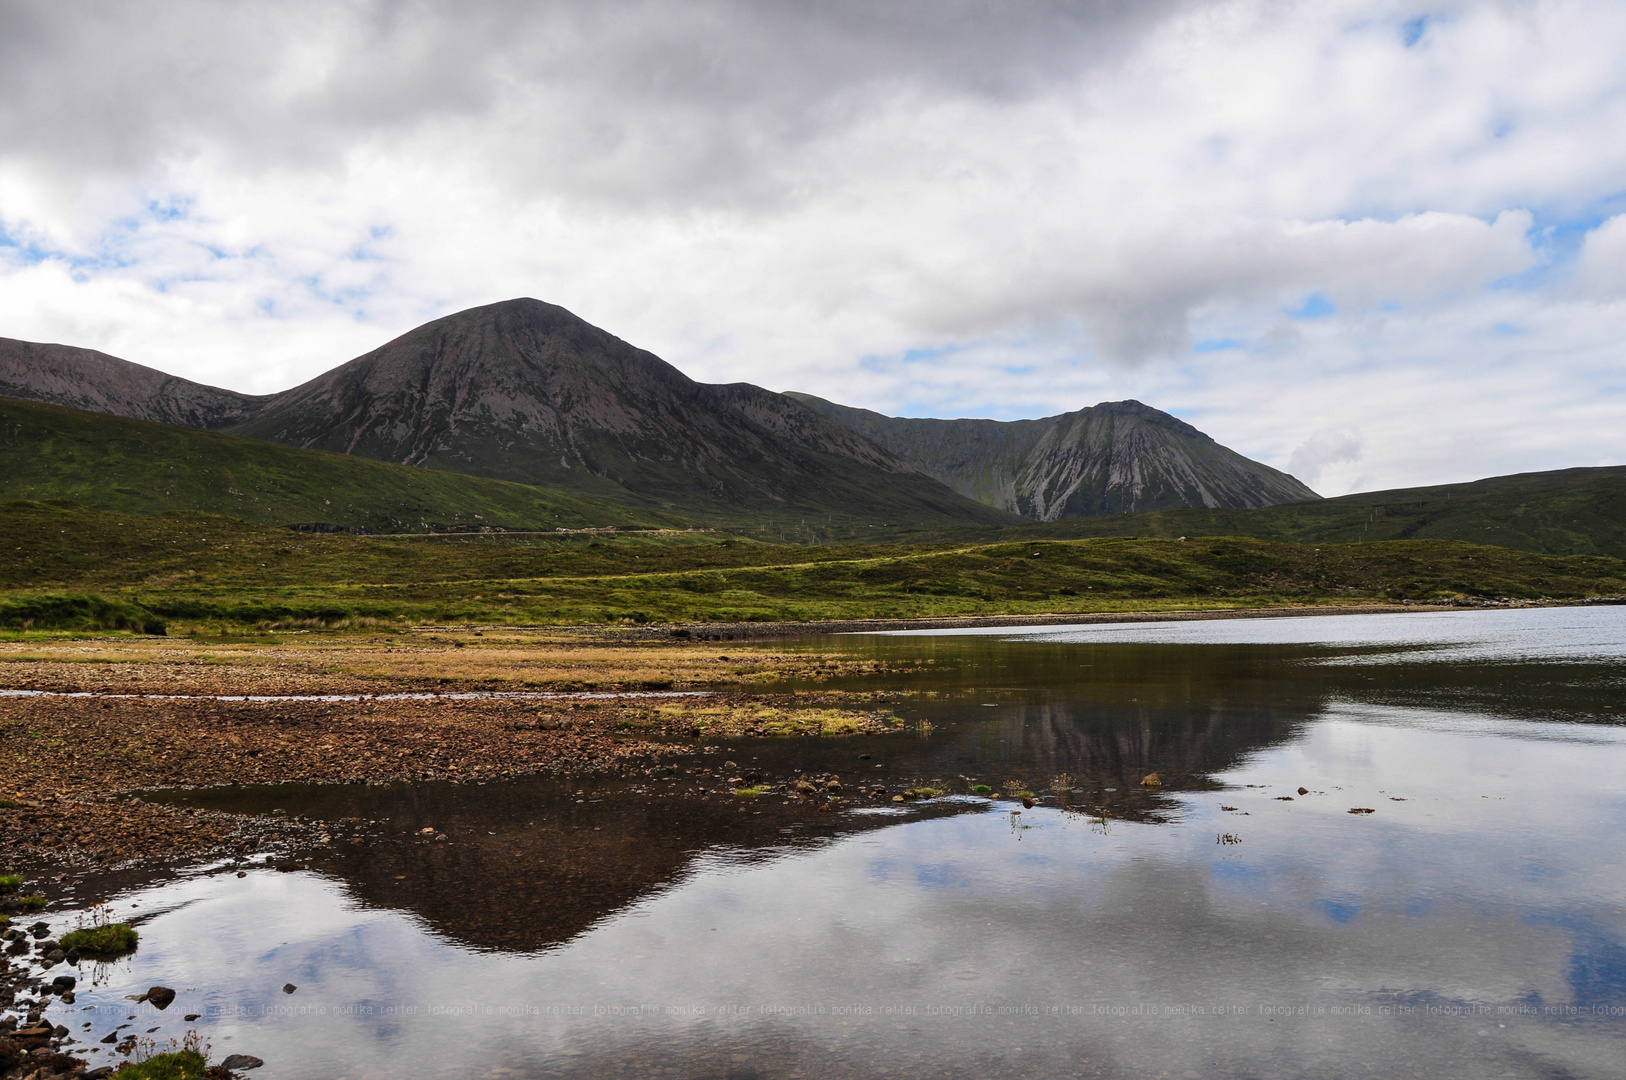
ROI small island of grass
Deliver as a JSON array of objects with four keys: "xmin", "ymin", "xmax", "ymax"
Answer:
[{"xmin": 60, "ymin": 922, "xmax": 140, "ymax": 956}]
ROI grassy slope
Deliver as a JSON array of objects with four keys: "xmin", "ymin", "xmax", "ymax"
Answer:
[
  {"xmin": 4, "ymin": 501, "xmax": 1622, "ymax": 630},
  {"xmin": 0, "ymin": 395, "xmax": 684, "ymax": 532},
  {"xmin": 927, "ymin": 466, "xmax": 1626, "ymax": 559}
]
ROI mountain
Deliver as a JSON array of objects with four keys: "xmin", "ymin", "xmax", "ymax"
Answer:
[
  {"xmin": 223, "ymin": 299, "xmax": 1013, "ymax": 528},
  {"xmin": 1, "ymin": 300, "xmax": 1015, "ymax": 531},
  {"xmin": 786, "ymin": 394, "xmax": 1320, "ymax": 520},
  {"xmin": 0, "ymin": 336, "xmax": 265, "ymax": 429},
  {"xmin": 993, "ymin": 465, "xmax": 1626, "ymax": 560},
  {"xmin": 0, "ymin": 395, "xmax": 679, "ymax": 533}
]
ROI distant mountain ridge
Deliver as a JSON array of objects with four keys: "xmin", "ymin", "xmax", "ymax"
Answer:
[
  {"xmin": 0, "ymin": 337, "xmax": 265, "ymax": 429},
  {"xmin": 0, "ymin": 300, "xmax": 1014, "ymax": 531},
  {"xmin": 786, "ymin": 394, "xmax": 1319, "ymax": 520}
]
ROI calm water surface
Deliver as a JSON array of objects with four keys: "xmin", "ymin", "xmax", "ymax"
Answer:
[{"xmin": 31, "ymin": 607, "xmax": 1626, "ymax": 1079}]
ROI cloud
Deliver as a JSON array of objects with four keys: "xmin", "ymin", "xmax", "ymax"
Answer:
[
  {"xmin": 0, "ymin": 0, "xmax": 1624, "ymax": 488},
  {"xmin": 1289, "ymin": 430, "xmax": 1363, "ymax": 488},
  {"xmin": 1576, "ymin": 213, "xmax": 1626, "ymax": 297}
]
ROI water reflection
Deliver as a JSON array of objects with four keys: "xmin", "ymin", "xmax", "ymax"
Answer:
[{"xmin": 36, "ymin": 607, "xmax": 1626, "ymax": 1078}]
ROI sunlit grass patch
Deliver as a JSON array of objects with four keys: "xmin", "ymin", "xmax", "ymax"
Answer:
[{"xmin": 651, "ymin": 702, "xmax": 901, "ymax": 737}]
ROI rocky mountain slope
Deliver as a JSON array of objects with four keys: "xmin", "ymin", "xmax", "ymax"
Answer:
[
  {"xmin": 1, "ymin": 301, "xmax": 1014, "ymax": 530},
  {"xmin": 786, "ymin": 394, "xmax": 1319, "ymax": 520},
  {"xmin": 0, "ymin": 336, "xmax": 265, "ymax": 429}
]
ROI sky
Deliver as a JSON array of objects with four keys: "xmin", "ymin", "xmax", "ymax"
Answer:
[{"xmin": 1, "ymin": 0, "xmax": 1624, "ymax": 496}]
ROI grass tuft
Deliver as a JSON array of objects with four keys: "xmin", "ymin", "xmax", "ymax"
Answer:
[
  {"xmin": 116, "ymin": 1049, "xmax": 207, "ymax": 1080},
  {"xmin": 60, "ymin": 922, "xmax": 140, "ymax": 956}
]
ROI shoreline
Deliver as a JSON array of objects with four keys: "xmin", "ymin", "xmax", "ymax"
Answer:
[
  {"xmin": 1, "ymin": 597, "xmax": 1610, "ymax": 883},
  {"xmin": 463, "ymin": 596, "xmax": 1600, "ymax": 642}
]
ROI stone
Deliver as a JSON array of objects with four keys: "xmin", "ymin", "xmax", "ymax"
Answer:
[
  {"xmin": 1141, "ymin": 773, "xmax": 1161, "ymax": 787},
  {"xmin": 221, "ymin": 1054, "xmax": 265, "ymax": 1070},
  {"xmin": 1297, "ymin": 787, "xmax": 1309, "ymax": 795},
  {"xmin": 64, "ymin": 948, "xmax": 79, "ymax": 965},
  {"xmin": 183, "ymin": 1014, "xmax": 200, "ymax": 1022},
  {"xmin": 1022, "ymin": 797, "xmax": 1035, "ymax": 809},
  {"xmin": 59, "ymin": 991, "xmax": 74, "ymax": 1004},
  {"xmin": 49, "ymin": 976, "xmax": 75, "ymax": 994},
  {"xmin": 282, "ymin": 983, "xmax": 297, "ymax": 994},
  {"xmin": 16, "ymin": 1022, "xmax": 53, "ymax": 1044},
  {"xmin": 145, "ymin": 986, "xmax": 176, "ymax": 1009}
]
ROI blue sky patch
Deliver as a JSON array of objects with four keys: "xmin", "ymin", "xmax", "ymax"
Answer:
[
  {"xmin": 1318, "ymin": 899, "xmax": 1361, "ymax": 924},
  {"xmin": 1289, "ymin": 293, "xmax": 1336, "ymax": 319}
]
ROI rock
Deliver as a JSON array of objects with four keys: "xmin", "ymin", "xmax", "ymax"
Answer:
[
  {"xmin": 1348, "ymin": 807, "xmax": 1376, "ymax": 814},
  {"xmin": 86, "ymin": 1068, "xmax": 115, "ymax": 1079},
  {"xmin": 60, "ymin": 990, "xmax": 75, "ymax": 1004},
  {"xmin": 64, "ymin": 948, "xmax": 79, "ymax": 965},
  {"xmin": 16, "ymin": 1022, "xmax": 53, "ymax": 1044},
  {"xmin": 45, "ymin": 949, "xmax": 64, "ymax": 962},
  {"xmin": 892, "ymin": 794, "xmax": 905, "ymax": 802},
  {"xmin": 145, "ymin": 986, "xmax": 176, "ymax": 1009},
  {"xmin": 100, "ymin": 1033, "xmax": 117, "ymax": 1044},
  {"xmin": 35, "ymin": 939, "xmax": 59, "ymax": 952},
  {"xmin": 183, "ymin": 1014, "xmax": 200, "ymax": 1022},
  {"xmin": 49, "ymin": 975, "xmax": 75, "ymax": 994},
  {"xmin": 1142, "ymin": 773, "xmax": 1161, "ymax": 787},
  {"xmin": 221, "ymin": 1054, "xmax": 265, "ymax": 1070},
  {"xmin": 1297, "ymin": 787, "xmax": 1309, "ymax": 795},
  {"xmin": 1022, "ymin": 797, "xmax": 1035, "ymax": 809},
  {"xmin": 282, "ymin": 983, "xmax": 297, "ymax": 994}
]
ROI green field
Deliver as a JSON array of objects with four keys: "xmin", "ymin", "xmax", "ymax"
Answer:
[
  {"xmin": 989, "ymin": 466, "xmax": 1626, "ymax": 558},
  {"xmin": 0, "ymin": 395, "xmax": 683, "ymax": 533},
  {"xmin": 4, "ymin": 501, "xmax": 1621, "ymax": 633}
]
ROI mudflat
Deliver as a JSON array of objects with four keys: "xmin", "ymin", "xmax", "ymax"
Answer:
[{"xmin": 0, "ymin": 631, "xmax": 907, "ymax": 872}]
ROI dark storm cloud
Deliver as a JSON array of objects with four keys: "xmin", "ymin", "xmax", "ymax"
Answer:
[{"xmin": 0, "ymin": 0, "xmax": 1192, "ymax": 205}]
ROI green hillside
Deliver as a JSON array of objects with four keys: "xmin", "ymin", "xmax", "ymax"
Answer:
[
  {"xmin": 969, "ymin": 466, "xmax": 1626, "ymax": 559},
  {"xmin": 3, "ymin": 501, "xmax": 1621, "ymax": 632},
  {"xmin": 0, "ymin": 395, "xmax": 684, "ymax": 533}
]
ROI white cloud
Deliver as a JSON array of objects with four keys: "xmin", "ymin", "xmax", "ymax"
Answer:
[{"xmin": 1, "ymin": 0, "xmax": 1625, "ymax": 488}]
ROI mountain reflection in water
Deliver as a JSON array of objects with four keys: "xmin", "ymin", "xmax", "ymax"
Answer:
[{"xmin": 69, "ymin": 608, "xmax": 1626, "ymax": 1079}]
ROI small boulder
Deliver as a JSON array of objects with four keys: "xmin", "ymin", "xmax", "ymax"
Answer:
[
  {"xmin": 145, "ymin": 986, "xmax": 176, "ymax": 1009},
  {"xmin": 1297, "ymin": 787, "xmax": 1309, "ymax": 795},
  {"xmin": 220, "ymin": 1054, "xmax": 265, "ymax": 1071},
  {"xmin": 1141, "ymin": 773, "xmax": 1161, "ymax": 788},
  {"xmin": 49, "ymin": 975, "xmax": 75, "ymax": 994},
  {"xmin": 282, "ymin": 983, "xmax": 297, "ymax": 994}
]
